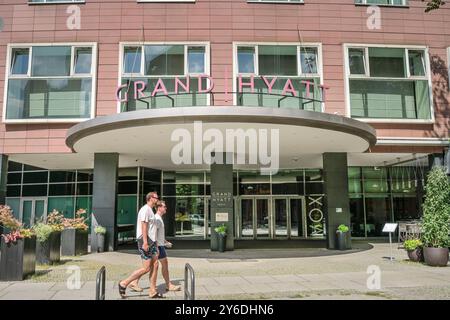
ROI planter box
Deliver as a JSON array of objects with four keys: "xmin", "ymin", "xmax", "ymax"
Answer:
[
  {"xmin": 61, "ymin": 229, "xmax": 88, "ymax": 256},
  {"xmin": 407, "ymin": 248, "xmax": 424, "ymax": 262},
  {"xmin": 0, "ymin": 236, "xmax": 36, "ymax": 281},
  {"xmin": 424, "ymin": 247, "xmax": 449, "ymax": 267},
  {"xmin": 217, "ymin": 234, "xmax": 226, "ymax": 253},
  {"xmin": 336, "ymin": 231, "xmax": 352, "ymax": 250},
  {"xmin": 96, "ymin": 233, "xmax": 105, "ymax": 253},
  {"xmin": 36, "ymin": 232, "xmax": 61, "ymax": 265}
]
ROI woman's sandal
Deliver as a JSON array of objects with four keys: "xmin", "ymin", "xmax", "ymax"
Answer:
[
  {"xmin": 118, "ymin": 282, "xmax": 127, "ymax": 298},
  {"xmin": 166, "ymin": 284, "xmax": 181, "ymax": 292}
]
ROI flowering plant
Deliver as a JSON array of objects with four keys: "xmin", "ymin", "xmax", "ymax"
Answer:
[
  {"xmin": 0, "ymin": 206, "xmax": 34, "ymax": 244},
  {"xmin": 0, "ymin": 205, "xmax": 21, "ymax": 230},
  {"xmin": 46, "ymin": 209, "xmax": 65, "ymax": 232},
  {"xmin": 62, "ymin": 209, "xmax": 88, "ymax": 231}
]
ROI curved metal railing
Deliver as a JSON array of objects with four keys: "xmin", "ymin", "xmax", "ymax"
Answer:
[{"xmin": 184, "ymin": 263, "xmax": 195, "ymax": 300}]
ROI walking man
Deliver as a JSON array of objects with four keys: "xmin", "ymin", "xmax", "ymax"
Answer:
[
  {"xmin": 151, "ymin": 200, "xmax": 181, "ymax": 292},
  {"xmin": 118, "ymin": 192, "xmax": 162, "ymax": 298}
]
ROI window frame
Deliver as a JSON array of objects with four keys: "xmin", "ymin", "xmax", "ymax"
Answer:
[
  {"xmin": 247, "ymin": 0, "xmax": 304, "ymax": 4},
  {"xmin": 343, "ymin": 43, "xmax": 434, "ymax": 123},
  {"xmin": 233, "ymin": 42, "xmax": 324, "ymax": 111},
  {"xmin": 3, "ymin": 42, "xmax": 97, "ymax": 124},
  {"xmin": 118, "ymin": 41, "xmax": 211, "ymax": 113},
  {"xmin": 137, "ymin": 0, "xmax": 195, "ymax": 3},
  {"xmin": 28, "ymin": 0, "xmax": 85, "ymax": 4},
  {"xmin": 354, "ymin": 0, "xmax": 408, "ymax": 6}
]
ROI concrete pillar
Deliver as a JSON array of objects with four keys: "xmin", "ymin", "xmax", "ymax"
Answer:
[
  {"xmin": 91, "ymin": 153, "xmax": 119, "ymax": 252},
  {"xmin": 0, "ymin": 155, "xmax": 8, "ymax": 205},
  {"xmin": 210, "ymin": 153, "xmax": 234, "ymax": 251},
  {"xmin": 323, "ymin": 153, "xmax": 350, "ymax": 250},
  {"xmin": 428, "ymin": 153, "xmax": 444, "ymax": 169}
]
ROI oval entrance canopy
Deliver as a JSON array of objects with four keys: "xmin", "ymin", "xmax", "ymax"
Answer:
[{"xmin": 66, "ymin": 107, "xmax": 377, "ymax": 170}]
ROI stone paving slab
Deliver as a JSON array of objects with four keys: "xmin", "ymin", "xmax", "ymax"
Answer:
[
  {"xmin": 214, "ymin": 276, "xmax": 251, "ymax": 286},
  {"xmin": 242, "ymin": 275, "xmax": 279, "ymax": 284},
  {"xmin": 300, "ymin": 281, "xmax": 341, "ymax": 291},
  {"xmin": 81, "ymin": 280, "xmax": 116, "ymax": 291},
  {"xmin": 268, "ymin": 282, "xmax": 309, "ymax": 293},
  {"xmin": 5, "ymin": 282, "xmax": 56, "ymax": 292},
  {"xmin": 195, "ymin": 277, "xmax": 220, "ymax": 286},
  {"xmin": 205, "ymin": 284, "xmax": 245, "ymax": 295},
  {"xmin": 239, "ymin": 283, "xmax": 278, "ymax": 294},
  {"xmin": 0, "ymin": 283, "xmax": 12, "ymax": 291},
  {"xmin": 1, "ymin": 290, "xmax": 56, "ymax": 300},
  {"xmin": 51, "ymin": 289, "xmax": 96, "ymax": 300}
]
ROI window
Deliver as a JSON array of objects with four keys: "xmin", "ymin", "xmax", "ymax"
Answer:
[
  {"xmin": 354, "ymin": 0, "xmax": 407, "ymax": 6},
  {"xmin": 248, "ymin": 0, "xmax": 303, "ymax": 3},
  {"xmin": 5, "ymin": 43, "xmax": 97, "ymax": 122},
  {"xmin": 29, "ymin": 0, "xmax": 85, "ymax": 3},
  {"xmin": 120, "ymin": 43, "xmax": 209, "ymax": 111},
  {"xmin": 234, "ymin": 43, "xmax": 322, "ymax": 111},
  {"xmin": 29, "ymin": 0, "xmax": 84, "ymax": 3},
  {"xmin": 345, "ymin": 45, "xmax": 431, "ymax": 120}
]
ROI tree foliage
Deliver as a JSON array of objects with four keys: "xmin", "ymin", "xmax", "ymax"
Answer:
[
  {"xmin": 422, "ymin": 0, "xmax": 446, "ymax": 12},
  {"xmin": 422, "ymin": 167, "xmax": 450, "ymax": 248}
]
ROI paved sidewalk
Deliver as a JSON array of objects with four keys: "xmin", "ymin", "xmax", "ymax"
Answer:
[{"xmin": 1, "ymin": 243, "xmax": 449, "ymax": 300}]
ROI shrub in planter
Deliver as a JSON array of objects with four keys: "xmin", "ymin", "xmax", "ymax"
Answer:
[
  {"xmin": 404, "ymin": 239, "xmax": 424, "ymax": 262},
  {"xmin": 0, "ymin": 206, "xmax": 36, "ymax": 281},
  {"xmin": 94, "ymin": 226, "xmax": 106, "ymax": 253},
  {"xmin": 336, "ymin": 224, "xmax": 352, "ymax": 250},
  {"xmin": 34, "ymin": 222, "xmax": 61, "ymax": 265},
  {"xmin": 422, "ymin": 167, "xmax": 450, "ymax": 267},
  {"xmin": 61, "ymin": 209, "xmax": 89, "ymax": 256},
  {"xmin": 214, "ymin": 224, "xmax": 227, "ymax": 253}
]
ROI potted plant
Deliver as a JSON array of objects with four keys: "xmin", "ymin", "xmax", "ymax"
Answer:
[
  {"xmin": 422, "ymin": 167, "xmax": 450, "ymax": 267},
  {"xmin": 336, "ymin": 224, "xmax": 352, "ymax": 250},
  {"xmin": 94, "ymin": 225, "xmax": 106, "ymax": 253},
  {"xmin": 214, "ymin": 224, "xmax": 227, "ymax": 253},
  {"xmin": 61, "ymin": 209, "xmax": 89, "ymax": 256},
  {"xmin": 34, "ymin": 210, "xmax": 64, "ymax": 265},
  {"xmin": 0, "ymin": 205, "xmax": 36, "ymax": 281},
  {"xmin": 404, "ymin": 239, "xmax": 424, "ymax": 262}
]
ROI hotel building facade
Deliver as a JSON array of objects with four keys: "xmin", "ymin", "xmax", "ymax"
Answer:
[{"xmin": 0, "ymin": 0, "xmax": 449, "ymax": 250}]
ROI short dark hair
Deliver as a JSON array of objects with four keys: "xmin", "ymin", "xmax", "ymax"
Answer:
[{"xmin": 146, "ymin": 192, "xmax": 158, "ymax": 202}]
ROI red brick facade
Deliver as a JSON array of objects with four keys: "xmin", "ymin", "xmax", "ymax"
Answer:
[{"xmin": 0, "ymin": 0, "xmax": 449, "ymax": 155}]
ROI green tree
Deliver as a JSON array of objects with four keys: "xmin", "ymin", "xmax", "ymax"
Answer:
[
  {"xmin": 422, "ymin": 167, "xmax": 450, "ymax": 248},
  {"xmin": 422, "ymin": 0, "xmax": 446, "ymax": 12}
]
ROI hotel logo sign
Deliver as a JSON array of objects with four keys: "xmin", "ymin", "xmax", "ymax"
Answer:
[{"xmin": 116, "ymin": 74, "xmax": 329, "ymax": 103}]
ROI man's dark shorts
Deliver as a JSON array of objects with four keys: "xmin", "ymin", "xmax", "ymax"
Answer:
[
  {"xmin": 137, "ymin": 238, "xmax": 158, "ymax": 260},
  {"xmin": 158, "ymin": 246, "xmax": 167, "ymax": 260}
]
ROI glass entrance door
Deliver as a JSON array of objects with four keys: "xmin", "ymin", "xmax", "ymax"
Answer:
[
  {"xmin": 255, "ymin": 198, "xmax": 270, "ymax": 238},
  {"xmin": 20, "ymin": 198, "xmax": 47, "ymax": 227},
  {"xmin": 240, "ymin": 198, "xmax": 254, "ymax": 238},
  {"xmin": 239, "ymin": 197, "xmax": 270, "ymax": 239},
  {"xmin": 239, "ymin": 196, "xmax": 304, "ymax": 239},
  {"xmin": 274, "ymin": 198, "xmax": 288, "ymax": 237},
  {"xmin": 273, "ymin": 197, "xmax": 304, "ymax": 238},
  {"xmin": 289, "ymin": 197, "xmax": 304, "ymax": 237}
]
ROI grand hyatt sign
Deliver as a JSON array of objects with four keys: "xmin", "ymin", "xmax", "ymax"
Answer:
[{"xmin": 116, "ymin": 74, "xmax": 330, "ymax": 103}]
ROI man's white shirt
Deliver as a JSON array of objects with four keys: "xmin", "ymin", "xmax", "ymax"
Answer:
[
  {"xmin": 136, "ymin": 204, "xmax": 157, "ymax": 242},
  {"xmin": 154, "ymin": 213, "xmax": 165, "ymax": 246}
]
